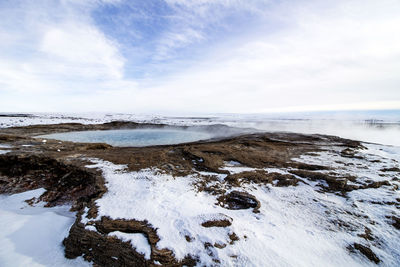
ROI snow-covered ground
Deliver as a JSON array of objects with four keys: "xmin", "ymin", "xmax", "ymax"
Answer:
[
  {"xmin": 0, "ymin": 113, "xmax": 175, "ymax": 128},
  {"xmin": 0, "ymin": 113, "xmax": 399, "ymax": 266},
  {"xmin": 80, "ymin": 143, "xmax": 400, "ymax": 266},
  {"xmin": 0, "ymin": 189, "xmax": 90, "ymax": 267}
]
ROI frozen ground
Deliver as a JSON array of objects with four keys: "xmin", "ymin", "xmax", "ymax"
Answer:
[
  {"xmin": 80, "ymin": 143, "xmax": 400, "ymax": 266},
  {"xmin": 0, "ymin": 189, "xmax": 90, "ymax": 267},
  {"xmin": 0, "ymin": 114, "xmax": 399, "ymax": 266}
]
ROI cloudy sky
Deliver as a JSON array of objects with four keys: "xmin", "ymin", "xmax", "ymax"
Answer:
[{"xmin": 1, "ymin": 0, "xmax": 400, "ymax": 114}]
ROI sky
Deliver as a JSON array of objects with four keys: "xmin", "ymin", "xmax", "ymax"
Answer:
[{"xmin": 0, "ymin": 0, "xmax": 400, "ymax": 114}]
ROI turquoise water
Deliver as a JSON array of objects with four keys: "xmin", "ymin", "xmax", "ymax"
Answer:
[{"xmin": 38, "ymin": 129, "xmax": 213, "ymax": 147}]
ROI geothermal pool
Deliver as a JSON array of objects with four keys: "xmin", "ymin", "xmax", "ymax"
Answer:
[{"xmin": 38, "ymin": 128, "xmax": 213, "ymax": 147}]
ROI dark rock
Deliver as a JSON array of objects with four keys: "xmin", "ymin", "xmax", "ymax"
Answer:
[
  {"xmin": 0, "ymin": 154, "xmax": 103, "ymax": 208},
  {"xmin": 349, "ymin": 243, "xmax": 380, "ymax": 264},
  {"xmin": 229, "ymin": 232, "xmax": 240, "ymax": 244},
  {"xmin": 219, "ymin": 191, "xmax": 261, "ymax": 213},
  {"xmin": 380, "ymin": 167, "xmax": 400, "ymax": 172},
  {"xmin": 360, "ymin": 180, "xmax": 391, "ymax": 189},
  {"xmin": 291, "ymin": 162, "xmax": 330, "ymax": 171},
  {"xmin": 214, "ymin": 242, "xmax": 227, "ymax": 249},
  {"xmin": 388, "ymin": 216, "xmax": 400, "ymax": 230},
  {"xmin": 201, "ymin": 216, "xmax": 232, "ymax": 228},
  {"xmin": 273, "ymin": 173, "xmax": 300, "ymax": 187},
  {"xmin": 357, "ymin": 227, "xmax": 374, "ymax": 241}
]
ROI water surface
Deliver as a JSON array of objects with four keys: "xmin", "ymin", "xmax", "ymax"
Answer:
[{"xmin": 38, "ymin": 128, "xmax": 213, "ymax": 147}]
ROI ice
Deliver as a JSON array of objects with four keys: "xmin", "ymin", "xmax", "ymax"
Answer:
[{"xmin": 0, "ymin": 189, "xmax": 90, "ymax": 267}]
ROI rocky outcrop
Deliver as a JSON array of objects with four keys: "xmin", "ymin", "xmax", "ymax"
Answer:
[
  {"xmin": 64, "ymin": 216, "xmax": 197, "ymax": 266},
  {"xmin": 218, "ymin": 191, "xmax": 261, "ymax": 213},
  {"xmin": 348, "ymin": 243, "xmax": 380, "ymax": 264},
  {"xmin": 0, "ymin": 154, "xmax": 104, "ymax": 209}
]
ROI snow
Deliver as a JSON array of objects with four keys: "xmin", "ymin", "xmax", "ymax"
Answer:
[
  {"xmin": 0, "ymin": 189, "xmax": 91, "ymax": 267},
  {"xmin": 0, "ymin": 143, "xmax": 12, "ymax": 154},
  {"xmin": 220, "ymin": 165, "xmax": 257, "ymax": 174},
  {"xmin": 82, "ymin": 143, "xmax": 400, "ymax": 266},
  {"xmin": 291, "ymin": 144, "xmax": 400, "ymax": 265},
  {"xmin": 0, "ymin": 144, "xmax": 12, "ymax": 148},
  {"xmin": 0, "ymin": 113, "xmax": 180, "ymax": 129},
  {"xmin": 108, "ymin": 231, "xmax": 151, "ymax": 260}
]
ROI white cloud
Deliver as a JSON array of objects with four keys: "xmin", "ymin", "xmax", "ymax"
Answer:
[
  {"xmin": 40, "ymin": 23, "xmax": 124, "ymax": 79},
  {"xmin": 151, "ymin": 0, "xmax": 269, "ymax": 62},
  {"xmin": 154, "ymin": 28, "xmax": 204, "ymax": 61},
  {"xmin": 0, "ymin": 0, "xmax": 132, "ymax": 97}
]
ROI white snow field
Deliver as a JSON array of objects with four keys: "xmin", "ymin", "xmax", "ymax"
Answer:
[
  {"xmin": 0, "ymin": 189, "xmax": 91, "ymax": 267},
  {"xmin": 80, "ymin": 142, "xmax": 400, "ymax": 266}
]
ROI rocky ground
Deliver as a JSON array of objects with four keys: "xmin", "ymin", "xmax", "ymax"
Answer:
[{"xmin": 0, "ymin": 121, "xmax": 399, "ymax": 266}]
